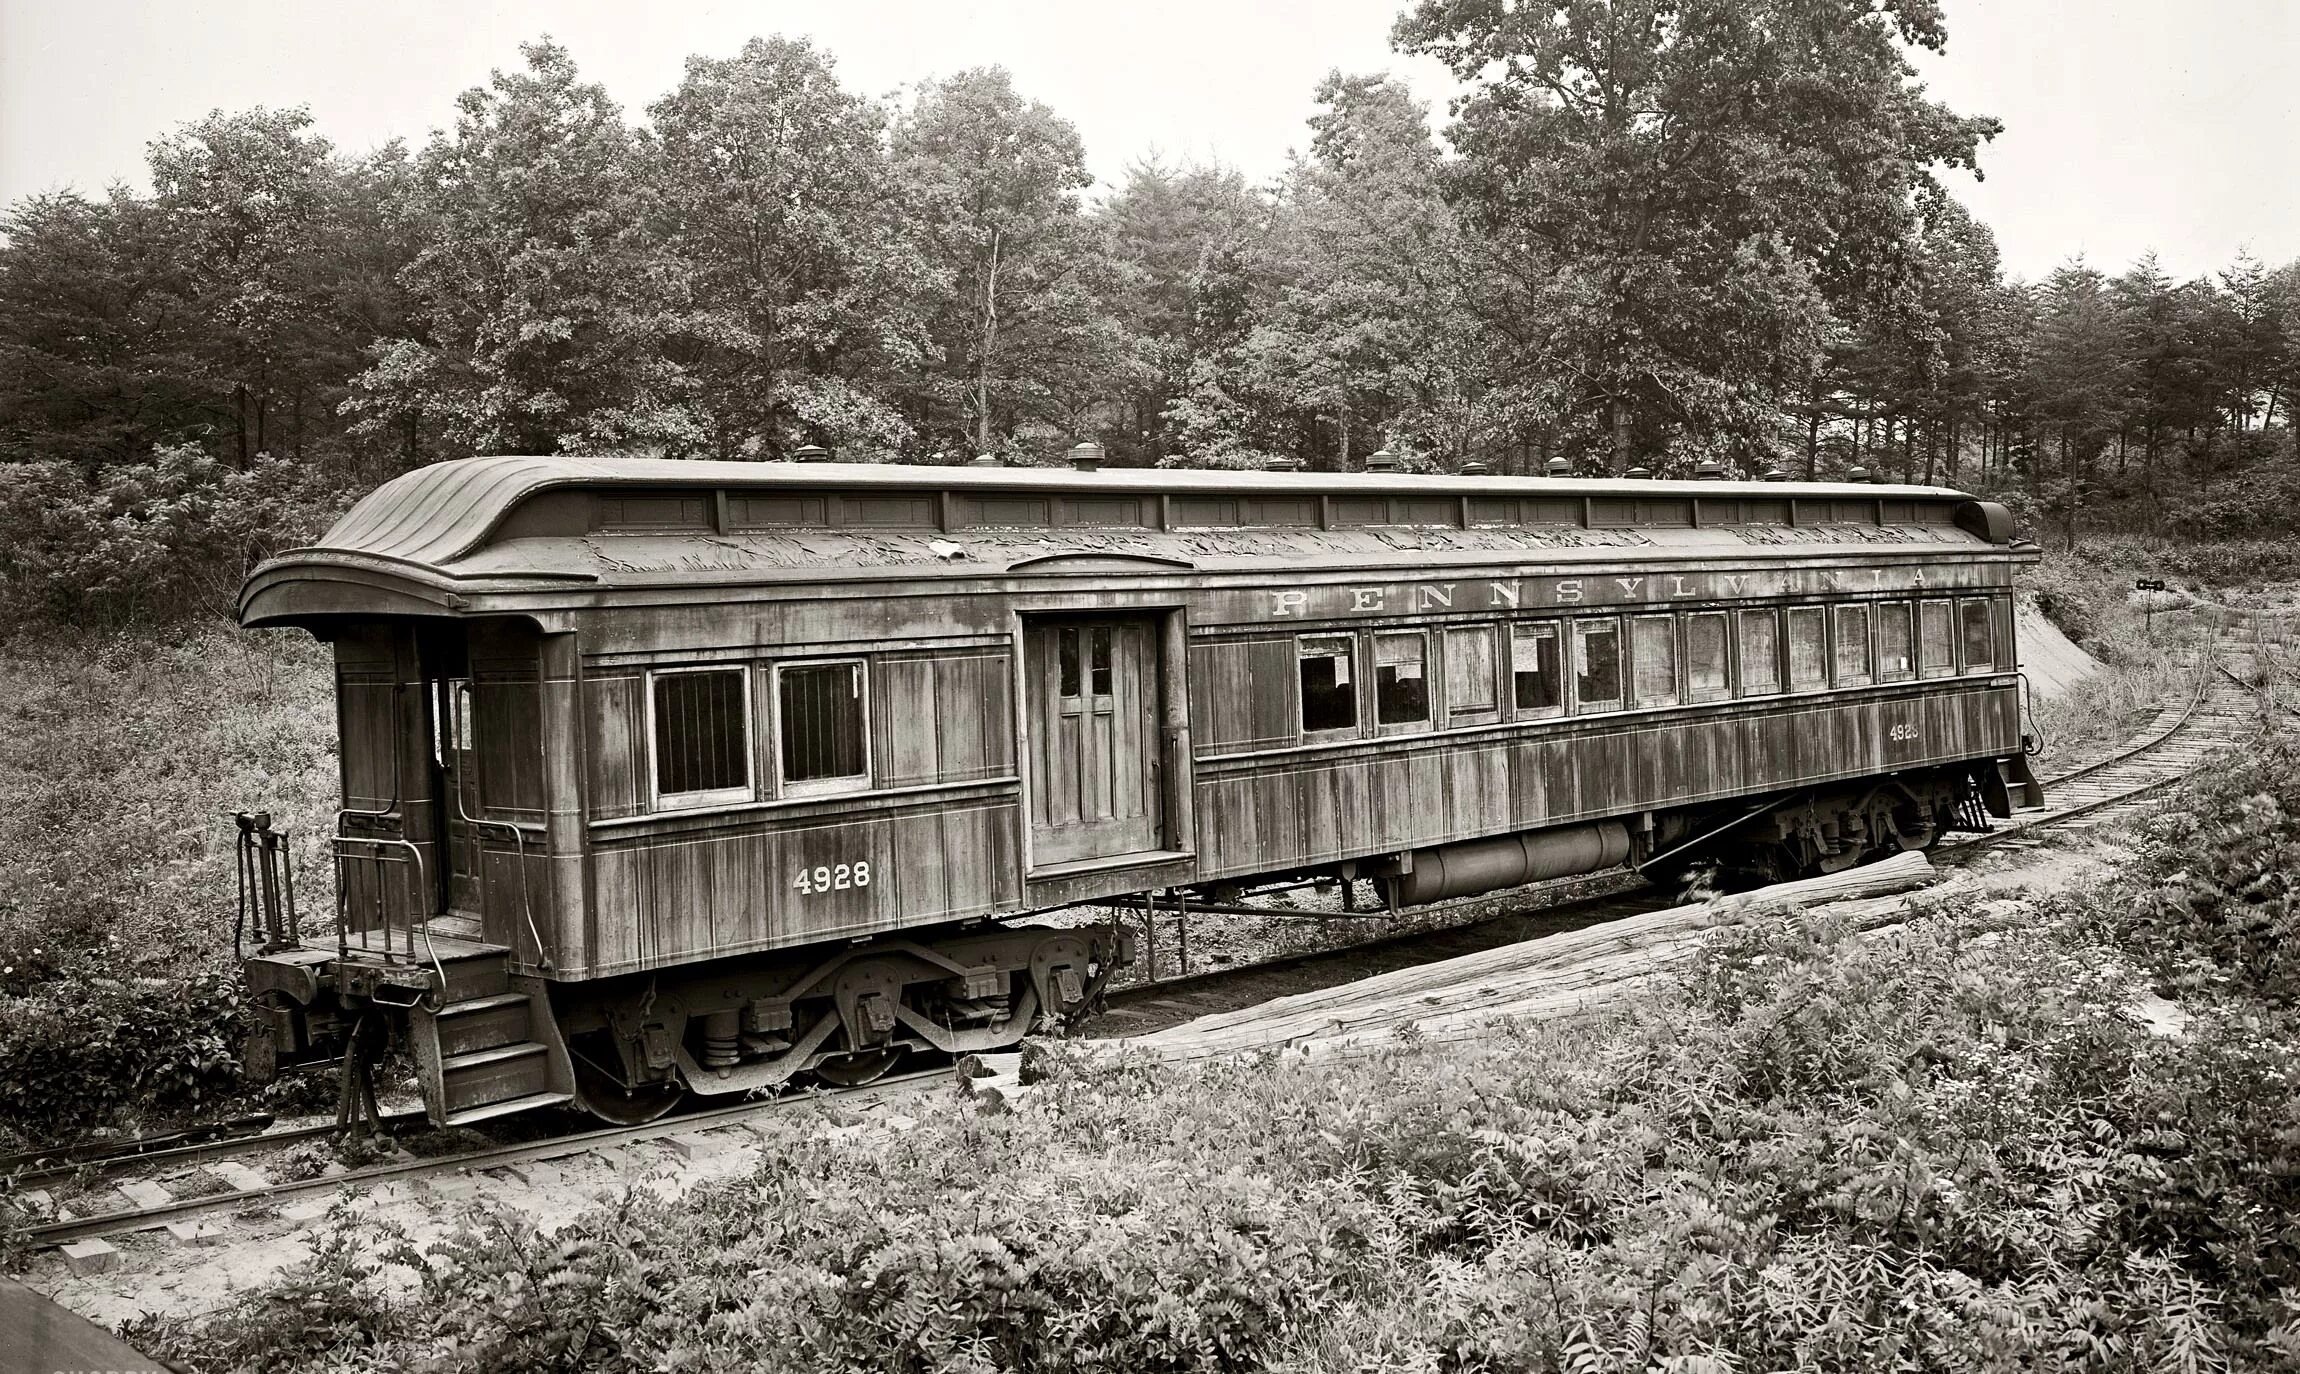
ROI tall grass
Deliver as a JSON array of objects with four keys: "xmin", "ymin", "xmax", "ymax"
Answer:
[{"xmin": 2024, "ymin": 546, "xmax": 2207, "ymax": 762}]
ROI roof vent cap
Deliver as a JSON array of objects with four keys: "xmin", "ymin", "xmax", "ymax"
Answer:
[
  {"xmin": 1761, "ymin": 466, "xmax": 1789, "ymax": 482},
  {"xmin": 1846, "ymin": 465, "xmax": 1870, "ymax": 482},
  {"xmin": 1460, "ymin": 459, "xmax": 1493, "ymax": 476},
  {"xmin": 1264, "ymin": 455, "xmax": 1304, "ymax": 472},
  {"xmin": 1625, "ymin": 465, "xmax": 1652, "ymax": 479},
  {"xmin": 1693, "ymin": 458, "xmax": 1726, "ymax": 478},
  {"xmin": 1544, "ymin": 457, "xmax": 1573, "ymax": 478},
  {"xmin": 1365, "ymin": 447, "xmax": 1401, "ymax": 472},
  {"xmin": 972, "ymin": 453, "xmax": 1002, "ymax": 467},
  {"xmin": 792, "ymin": 444, "xmax": 832, "ymax": 463},
  {"xmin": 1068, "ymin": 442, "xmax": 1104, "ymax": 472}
]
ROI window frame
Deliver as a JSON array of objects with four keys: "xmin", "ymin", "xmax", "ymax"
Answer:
[
  {"xmin": 1684, "ymin": 610, "xmax": 1733, "ymax": 703},
  {"xmin": 1785, "ymin": 605, "xmax": 1830, "ymax": 691},
  {"xmin": 1958, "ymin": 597, "xmax": 1997, "ymax": 673},
  {"xmin": 1875, "ymin": 600, "xmax": 1915, "ymax": 683},
  {"xmin": 1917, "ymin": 599, "xmax": 1955, "ymax": 679},
  {"xmin": 1737, "ymin": 608, "xmax": 1783, "ymax": 697},
  {"xmin": 646, "ymin": 663, "xmax": 758, "ymax": 811},
  {"xmin": 1372, "ymin": 629, "xmax": 1434, "ymax": 732},
  {"xmin": 1443, "ymin": 625, "xmax": 1502, "ymax": 725},
  {"xmin": 1833, "ymin": 603, "xmax": 1874, "ymax": 687},
  {"xmin": 1629, "ymin": 612, "xmax": 1683, "ymax": 708},
  {"xmin": 1509, "ymin": 620, "xmax": 1566, "ymax": 719},
  {"xmin": 1572, "ymin": 615, "xmax": 1625, "ymax": 714},
  {"xmin": 1296, "ymin": 632, "xmax": 1360, "ymax": 738},
  {"xmin": 771, "ymin": 656, "xmax": 873, "ymax": 799}
]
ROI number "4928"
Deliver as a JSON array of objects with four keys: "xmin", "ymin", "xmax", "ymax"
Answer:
[
  {"xmin": 1887, "ymin": 722, "xmax": 1920, "ymax": 743},
  {"xmin": 793, "ymin": 861, "xmax": 870, "ymax": 895}
]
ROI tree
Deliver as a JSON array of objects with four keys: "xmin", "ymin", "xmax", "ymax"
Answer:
[
  {"xmin": 146, "ymin": 107, "xmax": 345, "ymax": 469},
  {"xmin": 346, "ymin": 39, "xmax": 689, "ymax": 457},
  {"xmin": 1100, "ymin": 158, "xmax": 1270, "ymax": 464},
  {"xmin": 2029, "ymin": 260, "xmax": 2128, "ymax": 548},
  {"xmin": 647, "ymin": 37, "xmax": 929, "ymax": 461},
  {"xmin": 1396, "ymin": 0, "xmax": 2001, "ymax": 471},
  {"xmin": 891, "ymin": 68, "xmax": 1122, "ymax": 458}
]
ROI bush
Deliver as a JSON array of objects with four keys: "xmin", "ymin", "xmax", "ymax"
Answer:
[
  {"xmin": 0, "ymin": 444, "xmax": 353, "ymax": 631},
  {"xmin": 0, "ymin": 963, "xmax": 243, "ymax": 1133}
]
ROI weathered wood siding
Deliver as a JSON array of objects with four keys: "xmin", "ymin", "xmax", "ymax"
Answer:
[{"xmin": 1191, "ymin": 683, "xmax": 2018, "ymax": 877}]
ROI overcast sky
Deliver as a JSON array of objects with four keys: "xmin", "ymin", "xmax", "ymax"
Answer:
[{"xmin": 2, "ymin": 0, "xmax": 2293, "ymax": 283}]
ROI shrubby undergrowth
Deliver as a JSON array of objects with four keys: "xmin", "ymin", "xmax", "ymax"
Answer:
[
  {"xmin": 141, "ymin": 729, "xmax": 2300, "ymax": 1372},
  {"xmin": 0, "ymin": 624, "xmax": 335, "ymax": 1141}
]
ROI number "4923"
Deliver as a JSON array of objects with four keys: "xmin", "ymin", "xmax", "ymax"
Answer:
[{"xmin": 793, "ymin": 861, "xmax": 871, "ymax": 895}]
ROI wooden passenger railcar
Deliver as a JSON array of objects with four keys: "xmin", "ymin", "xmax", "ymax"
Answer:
[{"xmin": 235, "ymin": 456, "xmax": 2039, "ymax": 1124}]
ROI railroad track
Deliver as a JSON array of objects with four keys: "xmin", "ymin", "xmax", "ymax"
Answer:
[
  {"xmin": 15, "ymin": 617, "xmax": 2288, "ymax": 1263},
  {"xmin": 13, "ymin": 1070, "xmax": 946, "ymax": 1257}
]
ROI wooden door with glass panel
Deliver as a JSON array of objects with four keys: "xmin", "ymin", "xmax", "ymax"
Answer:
[{"xmin": 1025, "ymin": 617, "xmax": 1162, "ymax": 867}]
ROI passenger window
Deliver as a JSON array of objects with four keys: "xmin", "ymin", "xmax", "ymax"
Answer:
[
  {"xmin": 1298, "ymin": 634, "xmax": 1357, "ymax": 733},
  {"xmin": 1445, "ymin": 627, "xmax": 1498, "ymax": 717},
  {"xmin": 1685, "ymin": 612, "xmax": 1730, "ymax": 701},
  {"xmin": 1738, "ymin": 610, "xmax": 1781, "ymax": 695},
  {"xmin": 1918, "ymin": 600, "xmax": 1954, "ymax": 677},
  {"xmin": 652, "ymin": 667, "xmax": 752, "ymax": 806},
  {"xmin": 1787, "ymin": 606, "xmax": 1827, "ymax": 689},
  {"xmin": 1375, "ymin": 632, "xmax": 1430, "ymax": 726},
  {"xmin": 1512, "ymin": 623, "xmax": 1563, "ymax": 716},
  {"xmin": 1960, "ymin": 599, "xmax": 1995, "ymax": 671},
  {"xmin": 1574, "ymin": 618, "xmax": 1623, "ymax": 711},
  {"xmin": 1834, "ymin": 605, "xmax": 1872, "ymax": 685},
  {"xmin": 1877, "ymin": 602, "xmax": 1914, "ymax": 681},
  {"xmin": 778, "ymin": 660, "xmax": 868, "ymax": 790},
  {"xmin": 1089, "ymin": 626, "xmax": 1113, "ymax": 697},
  {"xmin": 1631, "ymin": 614, "xmax": 1680, "ymax": 707}
]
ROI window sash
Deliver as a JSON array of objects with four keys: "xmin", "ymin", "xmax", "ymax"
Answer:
[
  {"xmin": 777, "ymin": 660, "xmax": 870, "ymax": 793},
  {"xmin": 1574, "ymin": 618, "xmax": 1623, "ymax": 711},
  {"xmin": 1739, "ymin": 610, "xmax": 1781, "ymax": 695},
  {"xmin": 1445, "ymin": 627, "xmax": 1499, "ymax": 717},
  {"xmin": 1374, "ymin": 632, "xmax": 1430, "ymax": 726},
  {"xmin": 1631, "ymin": 614, "xmax": 1680, "ymax": 707},
  {"xmin": 1960, "ymin": 599, "xmax": 1995, "ymax": 671},
  {"xmin": 1787, "ymin": 607, "xmax": 1828, "ymax": 689},
  {"xmin": 1918, "ymin": 600, "xmax": 1955, "ymax": 677},
  {"xmin": 1686, "ymin": 612, "xmax": 1731, "ymax": 701},
  {"xmin": 1877, "ymin": 602, "xmax": 1915, "ymax": 682},
  {"xmin": 1298, "ymin": 634, "xmax": 1357, "ymax": 734},
  {"xmin": 1834, "ymin": 605, "xmax": 1872, "ymax": 686},
  {"xmin": 1512, "ymin": 623, "xmax": 1563, "ymax": 715},
  {"xmin": 650, "ymin": 667, "xmax": 753, "ymax": 808}
]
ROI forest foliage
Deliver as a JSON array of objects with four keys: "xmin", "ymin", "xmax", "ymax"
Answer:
[{"xmin": 6, "ymin": 8, "xmax": 2298, "ymax": 629}]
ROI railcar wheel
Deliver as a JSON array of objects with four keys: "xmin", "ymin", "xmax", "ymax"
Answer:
[
  {"xmin": 574, "ymin": 1054, "xmax": 686, "ymax": 1125},
  {"xmin": 812, "ymin": 1046, "xmax": 904, "ymax": 1087}
]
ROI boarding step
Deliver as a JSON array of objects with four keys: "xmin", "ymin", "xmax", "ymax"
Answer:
[
  {"xmin": 433, "ymin": 991, "xmax": 534, "ymax": 1058},
  {"xmin": 440, "ymin": 1092, "xmax": 575, "ymax": 1128},
  {"xmin": 440, "ymin": 1040, "xmax": 552, "ymax": 1116}
]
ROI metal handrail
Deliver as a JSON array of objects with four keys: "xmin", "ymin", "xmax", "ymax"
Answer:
[
  {"xmin": 331, "ymin": 834, "xmax": 447, "ymax": 989},
  {"xmin": 451, "ymin": 788, "xmax": 552, "ymax": 972}
]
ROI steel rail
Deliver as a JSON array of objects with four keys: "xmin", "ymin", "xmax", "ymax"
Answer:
[{"xmin": 22, "ymin": 1071, "xmax": 946, "ymax": 1249}]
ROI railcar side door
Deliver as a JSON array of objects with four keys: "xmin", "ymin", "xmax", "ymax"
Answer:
[{"xmin": 1025, "ymin": 617, "xmax": 1162, "ymax": 867}]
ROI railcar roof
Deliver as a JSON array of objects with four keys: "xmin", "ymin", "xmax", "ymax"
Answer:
[
  {"xmin": 314, "ymin": 455, "xmax": 1974, "ymax": 566},
  {"xmin": 243, "ymin": 455, "xmax": 2018, "ymax": 627}
]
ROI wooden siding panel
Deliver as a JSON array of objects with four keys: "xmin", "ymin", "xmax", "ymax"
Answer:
[
  {"xmin": 874, "ymin": 656, "xmax": 940, "ymax": 789},
  {"xmin": 584, "ymin": 673, "xmax": 646, "ymax": 821}
]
